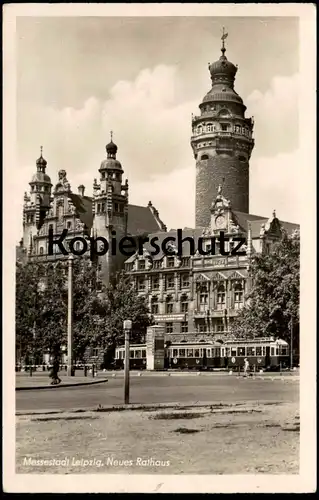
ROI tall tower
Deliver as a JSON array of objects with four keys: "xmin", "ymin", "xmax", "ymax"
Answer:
[
  {"xmin": 191, "ymin": 29, "xmax": 255, "ymax": 228},
  {"xmin": 22, "ymin": 148, "xmax": 52, "ymax": 253},
  {"xmin": 93, "ymin": 134, "xmax": 129, "ymax": 284}
]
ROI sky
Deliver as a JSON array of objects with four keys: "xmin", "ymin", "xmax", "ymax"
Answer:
[{"xmin": 15, "ymin": 16, "xmax": 299, "ymax": 240}]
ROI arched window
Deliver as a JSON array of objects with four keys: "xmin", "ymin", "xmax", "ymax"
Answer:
[
  {"xmin": 234, "ymin": 283, "xmax": 244, "ymax": 309},
  {"xmin": 39, "ymin": 247, "xmax": 44, "ymax": 255},
  {"xmin": 216, "ymin": 284, "xmax": 226, "ymax": 310},
  {"xmin": 166, "ymin": 295, "xmax": 174, "ymax": 314},
  {"xmin": 199, "ymin": 285, "xmax": 208, "ymax": 312},
  {"xmin": 48, "ymin": 224, "xmax": 53, "ymax": 232},
  {"xmin": 201, "ymin": 154, "xmax": 209, "ymax": 160},
  {"xmin": 206, "ymin": 123, "xmax": 212, "ymax": 132},
  {"xmin": 67, "ymin": 221, "xmax": 72, "ymax": 229}
]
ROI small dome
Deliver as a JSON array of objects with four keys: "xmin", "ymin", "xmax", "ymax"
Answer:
[
  {"xmin": 31, "ymin": 171, "xmax": 51, "ymax": 183},
  {"xmin": 106, "ymin": 140, "xmax": 118, "ymax": 157},
  {"xmin": 209, "ymin": 55, "xmax": 237, "ymax": 81},
  {"xmin": 100, "ymin": 158, "xmax": 123, "ymax": 171},
  {"xmin": 36, "ymin": 155, "xmax": 47, "ymax": 168}
]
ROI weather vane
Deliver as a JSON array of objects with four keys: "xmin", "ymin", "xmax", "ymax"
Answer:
[{"xmin": 221, "ymin": 27, "xmax": 228, "ymax": 55}]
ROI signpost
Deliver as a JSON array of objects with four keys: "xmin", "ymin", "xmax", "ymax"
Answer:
[
  {"xmin": 67, "ymin": 255, "xmax": 74, "ymax": 376},
  {"xmin": 123, "ymin": 320, "xmax": 132, "ymax": 404}
]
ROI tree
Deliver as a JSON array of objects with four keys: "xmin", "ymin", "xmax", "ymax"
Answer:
[
  {"xmin": 15, "ymin": 258, "xmax": 108, "ymax": 363},
  {"xmin": 231, "ymin": 230, "xmax": 300, "ymax": 343},
  {"xmin": 95, "ymin": 271, "xmax": 153, "ymax": 365}
]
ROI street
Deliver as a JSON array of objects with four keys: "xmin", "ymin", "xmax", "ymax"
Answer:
[{"xmin": 16, "ymin": 374, "xmax": 299, "ymax": 412}]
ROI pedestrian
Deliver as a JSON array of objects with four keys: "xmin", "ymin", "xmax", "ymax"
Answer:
[
  {"xmin": 243, "ymin": 358, "xmax": 249, "ymax": 377},
  {"xmin": 50, "ymin": 356, "xmax": 61, "ymax": 385}
]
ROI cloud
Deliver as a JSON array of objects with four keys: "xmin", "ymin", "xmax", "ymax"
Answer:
[
  {"xmin": 246, "ymin": 73, "xmax": 299, "ymax": 157},
  {"xmin": 15, "ymin": 66, "xmax": 300, "ymax": 245}
]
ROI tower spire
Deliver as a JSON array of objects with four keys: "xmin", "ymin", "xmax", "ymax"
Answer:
[
  {"xmin": 110, "ymin": 130, "xmax": 113, "ymax": 142},
  {"xmin": 221, "ymin": 27, "xmax": 228, "ymax": 57}
]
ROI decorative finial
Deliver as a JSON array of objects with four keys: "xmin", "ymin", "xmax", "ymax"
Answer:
[
  {"xmin": 221, "ymin": 27, "xmax": 228, "ymax": 57},
  {"xmin": 40, "ymin": 145, "xmax": 43, "ymax": 157},
  {"xmin": 273, "ymin": 209, "xmax": 276, "ymax": 218},
  {"xmin": 217, "ymin": 184, "xmax": 222, "ymax": 195},
  {"xmin": 110, "ymin": 130, "xmax": 113, "ymax": 142}
]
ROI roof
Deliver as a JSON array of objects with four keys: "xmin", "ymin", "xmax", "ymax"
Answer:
[
  {"xmin": 233, "ymin": 211, "xmax": 299, "ymax": 238},
  {"xmin": 68, "ymin": 194, "xmax": 164, "ymax": 236}
]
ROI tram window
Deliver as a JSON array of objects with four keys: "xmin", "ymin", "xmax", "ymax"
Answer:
[
  {"xmin": 238, "ymin": 347, "xmax": 246, "ymax": 356},
  {"xmin": 187, "ymin": 349, "xmax": 194, "ymax": 358},
  {"xmin": 231, "ymin": 348, "xmax": 237, "ymax": 356},
  {"xmin": 122, "ymin": 351, "xmax": 125, "ymax": 359},
  {"xmin": 207, "ymin": 349, "xmax": 211, "ymax": 358},
  {"xmin": 262, "ymin": 347, "xmax": 266, "ymax": 356},
  {"xmin": 142, "ymin": 350, "xmax": 146, "ymax": 357},
  {"xmin": 247, "ymin": 347, "xmax": 255, "ymax": 356},
  {"xmin": 130, "ymin": 351, "xmax": 134, "ymax": 359},
  {"xmin": 173, "ymin": 349, "xmax": 178, "ymax": 357},
  {"xmin": 179, "ymin": 349, "xmax": 186, "ymax": 357},
  {"xmin": 275, "ymin": 348, "xmax": 279, "ymax": 356},
  {"xmin": 280, "ymin": 347, "xmax": 287, "ymax": 355},
  {"xmin": 225, "ymin": 348, "xmax": 231, "ymax": 357},
  {"xmin": 271, "ymin": 347, "xmax": 275, "ymax": 356},
  {"xmin": 221, "ymin": 348, "xmax": 225, "ymax": 357},
  {"xmin": 256, "ymin": 346, "xmax": 262, "ymax": 356},
  {"xmin": 215, "ymin": 348, "xmax": 220, "ymax": 357},
  {"xmin": 194, "ymin": 349, "xmax": 200, "ymax": 357},
  {"xmin": 135, "ymin": 350, "xmax": 141, "ymax": 358}
]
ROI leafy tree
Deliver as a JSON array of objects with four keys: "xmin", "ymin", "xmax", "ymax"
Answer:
[
  {"xmin": 95, "ymin": 271, "xmax": 153, "ymax": 365},
  {"xmin": 231, "ymin": 229, "xmax": 300, "ymax": 344}
]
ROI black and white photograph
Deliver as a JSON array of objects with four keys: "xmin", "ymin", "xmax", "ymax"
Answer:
[{"xmin": 3, "ymin": 3, "xmax": 316, "ymax": 494}]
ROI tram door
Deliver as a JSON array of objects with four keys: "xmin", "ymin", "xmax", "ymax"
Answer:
[
  {"xmin": 265, "ymin": 346, "xmax": 271, "ymax": 367},
  {"xmin": 202, "ymin": 348, "xmax": 207, "ymax": 368}
]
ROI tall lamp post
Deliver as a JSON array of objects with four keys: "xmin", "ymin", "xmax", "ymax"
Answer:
[
  {"xmin": 290, "ymin": 316, "xmax": 294, "ymax": 370},
  {"xmin": 67, "ymin": 255, "xmax": 74, "ymax": 376},
  {"xmin": 123, "ymin": 320, "xmax": 132, "ymax": 404}
]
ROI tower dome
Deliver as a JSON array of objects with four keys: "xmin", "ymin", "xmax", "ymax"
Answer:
[
  {"xmin": 99, "ymin": 133, "xmax": 123, "ymax": 172},
  {"xmin": 30, "ymin": 147, "xmax": 51, "ymax": 184}
]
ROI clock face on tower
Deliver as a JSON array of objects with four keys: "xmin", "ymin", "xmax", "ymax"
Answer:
[{"xmin": 215, "ymin": 215, "xmax": 226, "ymax": 229}]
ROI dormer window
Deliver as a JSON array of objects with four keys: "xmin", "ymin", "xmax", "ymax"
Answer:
[
  {"xmin": 167, "ymin": 257, "xmax": 175, "ymax": 268},
  {"xmin": 139, "ymin": 260, "xmax": 145, "ymax": 270},
  {"xmin": 221, "ymin": 123, "xmax": 228, "ymax": 131}
]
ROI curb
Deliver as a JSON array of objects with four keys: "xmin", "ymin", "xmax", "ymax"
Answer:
[
  {"xmin": 16, "ymin": 400, "xmax": 287, "ymax": 417},
  {"xmin": 16, "ymin": 378, "xmax": 109, "ymax": 391}
]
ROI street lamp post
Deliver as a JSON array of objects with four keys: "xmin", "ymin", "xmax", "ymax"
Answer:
[
  {"xmin": 290, "ymin": 316, "xmax": 294, "ymax": 370},
  {"xmin": 67, "ymin": 255, "xmax": 74, "ymax": 377},
  {"xmin": 123, "ymin": 320, "xmax": 132, "ymax": 404}
]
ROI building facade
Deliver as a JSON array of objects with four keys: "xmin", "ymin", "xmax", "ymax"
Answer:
[{"xmin": 21, "ymin": 139, "xmax": 167, "ymax": 285}]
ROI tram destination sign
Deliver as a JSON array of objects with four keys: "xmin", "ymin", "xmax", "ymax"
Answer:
[{"xmin": 154, "ymin": 314, "xmax": 186, "ymax": 322}]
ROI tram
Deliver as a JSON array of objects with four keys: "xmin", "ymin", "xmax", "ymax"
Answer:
[{"xmin": 113, "ymin": 337, "xmax": 290, "ymax": 371}]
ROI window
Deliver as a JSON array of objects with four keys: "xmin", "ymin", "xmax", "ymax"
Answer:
[
  {"xmin": 101, "ymin": 203, "xmax": 105, "ymax": 212},
  {"xmin": 151, "ymin": 297, "xmax": 159, "ymax": 314},
  {"xmin": 102, "ymin": 172, "xmax": 106, "ymax": 179},
  {"xmin": 135, "ymin": 350, "xmax": 142, "ymax": 359},
  {"xmin": 39, "ymin": 247, "xmax": 44, "ymax": 255},
  {"xmin": 67, "ymin": 221, "xmax": 72, "ymax": 229},
  {"xmin": 187, "ymin": 349, "xmax": 194, "ymax": 358},
  {"xmin": 216, "ymin": 284, "xmax": 226, "ymax": 310},
  {"xmin": 172, "ymin": 349, "xmax": 178, "ymax": 357},
  {"xmin": 166, "ymin": 296, "xmax": 174, "ymax": 314},
  {"xmin": 238, "ymin": 347, "xmax": 246, "ymax": 356},
  {"xmin": 201, "ymin": 154, "xmax": 209, "ymax": 160},
  {"xmin": 231, "ymin": 348, "xmax": 237, "ymax": 356},
  {"xmin": 97, "ymin": 204, "xmax": 101, "ymax": 213},
  {"xmin": 167, "ymin": 257, "xmax": 175, "ymax": 268},
  {"xmin": 166, "ymin": 275, "xmax": 175, "ymax": 289},
  {"xmin": 214, "ymin": 319, "xmax": 224, "ymax": 333},
  {"xmin": 181, "ymin": 322, "xmax": 188, "ymax": 333},
  {"xmin": 137, "ymin": 277, "xmax": 145, "ymax": 291},
  {"xmin": 154, "ymin": 260, "xmax": 162, "ymax": 269},
  {"xmin": 181, "ymin": 257, "xmax": 190, "ymax": 267},
  {"xmin": 221, "ymin": 123, "xmax": 228, "ymax": 131},
  {"xmin": 179, "ymin": 349, "xmax": 186, "ymax": 357},
  {"xmin": 247, "ymin": 347, "xmax": 256, "ymax": 356},
  {"xmin": 194, "ymin": 349, "xmax": 200, "ymax": 357},
  {"xmin": 271, "ymin": 347, "xmax": 275, "ymax": 356},
  {"xmin": 142, "ymin": 350, "xmax": 146, "ymax": 358},
  {"xmin": 114, "ymin": 203, "xmax": 119, "ymax": 212},
  {"xmin": 256, "ymin": 346, "xmax": 262, "ymax": 356},
  {"xmin": 199, "ymin": 323, "xmax": 207, "ymax": 333},
  {"xmin": 152, "ymin": 277, "xmax": 160, "ymax": 290},
  {"xmin": 280, "ymin": 347, "xmax": 288, "ymax": 356},
  {"xmin": 166, "ymin": 322, "xmax": 173, "ymax": 334},
  {"xmin": 206, "ymin": 124, "xmax": 212, "ymax": 132},
  {"xmin": 199, "ymin": 292, "xmax": 208, "ymax": 311},
  {"xmin": 139, "ymin": 260, "xmax": 145, "ymax": 270},
  {"xmin": 181, "ymin": 300, "xmax": 188, "ymax": 313},
  {"xmin": 181, "ymin": 274, "xmax": 190, "ymax": 288},
  {"xmin": 234, "ymin": 283, "xmax": 243, "ymax": 309}
]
